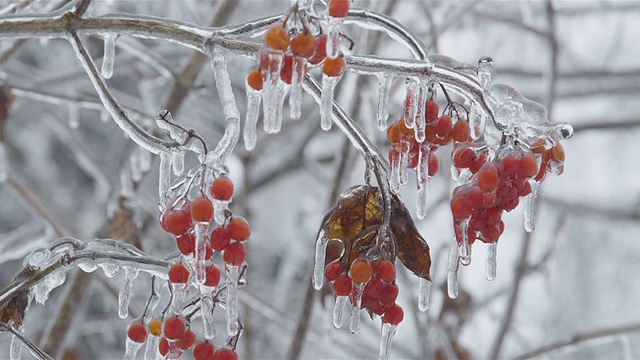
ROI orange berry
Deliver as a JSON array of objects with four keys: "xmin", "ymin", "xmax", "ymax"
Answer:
[
  {"xmin": 246, "ymin": 70, "xmax": 263, "ymax": 91},
  {"xmin": 148, "ymin": 319, "xmax": 163, "ymax": 337},
  {"xmin": 291, "ymin": 32, "xmax": 315, "ymax": 58},
  {"xmin": 530, "ymin": 138, "xmax": 547, "ymax": 154},
  {"xmin": 518, "ymin": 154, "xmax": 539, "ymax": 178},
  {"xmin": 265, "ymin": 23, "xmax": 289, "ymax": 51},
  {"xmin": 550, "ymin": 144, "xmax": 565, "ymax": 162},
  {"xmin": 477, "ymin": 165, "xmax": 499, "ymax": 192},
  {"xmin": 350, "ymin": 260, "xmax": 373, "ymax": 283},
  {"xmin": 191, "ymin": 197, "xmax": 213, "ymax": 222},
  {"xmin": 386, "ymin": 122, "xmax": 400, "ymax": 143},
  {"xmin": 397, "ymin": 118, "xmax": 414, "ymax": 137},
  {"xmin": 323, "ymin": 56, "xmax": 345, "ymax": 77}
]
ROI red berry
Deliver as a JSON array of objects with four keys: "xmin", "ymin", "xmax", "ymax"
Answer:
[
  {"xmin": 451, "ymin": 121, "xmax": 470, "ymax": 142},
  {"xmin": 211, "ymin": 226, "xmax": 231, "ymax": 252},
  {"xmin": 291, "ymin": 32, "xmax": 315, "ymax": 58},
  {"xmin": 308, "ymin": 35, "xmax": 327, "ymax": 65},
  {"xmin": 364, "ymin": 276, "xmax": 385, "ymax": 297},
  {"xmin": 435, "ymin": 115, "xmax": 452, "ymax": 137},
  {"xmin": 453, "ymin": 146, "xmax": 475, "ymax": 169},
  {"xmin": 127, "ymin": 323, "xmax": 148, "ymax": 343},
  {"xmin": 469, "ymin": 153, "xmax": 487, "ymax": 174},
  {"xmin": 191, "ymin": 197, "xmax": 214, "ymax": 223},
  {"xmin": 350, "ymin": 260, "xmax": 373, "ymax": 283},
  {"xmin": 265, "ymin": 23, "xmax": 289, "ymax": 51},
  {"xmin": 451, "ymin": 194, "xmax": 472, "ymax": 219},
  {"xmin": 204, "ymin": 241, "xmax": 213, "ymax": 261},
  {"xmin": 193, "ymin": 341, "xmax": 215, "ymax": 360},
  {"xmin": 246, "ymin": 70, "xmax": 263, "ymax": 91},
  {"xmin": 211, "ymin": 176, "xmax": 234, "ymax": 201},
  {"xmin": 477, "ymin": 165, "xmax": 499, "ymax": 192},
  {"xmin": 223, "ymin": 242, "xmax": 246, "ymax": 266},
  {"xmin": 176, "ymin": 233, "xmax": 195, "ymax": 255},
  {"xmin": 227, "ymin": 217, "xmax": 251, "ymax": 242},
  {"xmin": 379, "ymin": 283, "xmax": 399, "ymax": 306},
  {"xmin": 163, "ymin": 316, "xmax": 186, "ymax": 340},
  {"xmin": 159, "ymin": 337, "xmax": 169, "ymax": 356},
  {"xmin": 280, "ymin": 55, "xmax": 294, "ymax": 84},
  {"xmin": 328, "ymin": 0, "xmax": 350, "ymax": 18},
  {"xmin": 376, "ymin": 260, "xmax": 396, "ymax": 283},
  {"xmin": 518, "ymin": 181, "xmax": 532, "ymax": 197},
  {"xmin": 163, "ymin": 208, "xmax": 192, "ymax": 235},
  {"xmin": 501, "ymin": 155, "xmax": 519, "ymax": 177},
  {"xmin": 176, "ymin": 329, "xmax": 196, "ymax": 350},
  {"xmin": 428, "ymin": 152, "xmax": 439, "ymax": 177},
  {"xmin": 425, "ymin": 100, "xmax": 440, "ymax": 123},
  {"xmin": 324, "ymin": 260, "xmax": 345, "ymax": 282},
  {"xmin": 518, "ymin": 154, "xmax": 539, "ymax": 179},
  {"xmin": 323, "ymin": 56, "xmax": 345, "ymax": 77},
  {"xmin": 382, "ymin": 303, "xmax": 404, "ymax": 325},
  {"xmin": 205, "ymin": 264, "xmax": 222, "ymax": 287},
  {"xmin": 168, "ymin": 263, "xmax": 190, "ymax": 284},
  {"xmin": 333, "ymin": 274, "xmax": 352, "ymax": 296},
  {"xmin": 212, "ymin": 348, "xmax": 239, "ymax": 360}
]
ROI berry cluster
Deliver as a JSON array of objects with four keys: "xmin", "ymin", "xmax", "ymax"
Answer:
[{"xmin": 325, "ymin": 258, "xmax": 404, "ymax": 326}]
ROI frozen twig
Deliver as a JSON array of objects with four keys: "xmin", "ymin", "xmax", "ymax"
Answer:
[{"xmin": 0, "ymin": 322, "xmax": 54, "ymax": 360}]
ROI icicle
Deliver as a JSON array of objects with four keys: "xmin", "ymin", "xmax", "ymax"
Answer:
[
  {"xmin": 171, "ymin": 149, "xmax": 184, "ymax": 177},
  {"xmin": 78, "ymin": 261, "xmax": 98, "ymax": 273},
  {"xmin": 414, "ymin": 81, "xmax": 427, "ymax": 143},
  {"xmin": 389, "ymin": 143, "xmax": 401, "ymax": 194},
  {"xmin": 378, "ymin": 323, "xmax": 397, "ymax": 360},
  {"xmin": 10, "ymin": 325, "xmax": 23, "ymax": 360},
  {"xmin": 158, "ymin": 152, "xmax": 172, "ymax": 199},
  {"xmin": 477, "ymin": 56, "xmax": 494, "ymax": 90},
  {"xmin": 416, "ymin": 182, "xmax": 428, "ymax": 220},
  {"xmin": 123, "ymin": 337, "xmax": 143, "ymax": 360},
  {"xmin": 326, "ymin": 17, "xmax": 342, "ymax": 59},
  {"xmin": 468, "ymin": 103, "xmax": 485, "ymax": 140},
  {"xmin": 194, "ymin": 222, "xmax": 208, "ymax": 285},
  {"xmin": 270, "ymin": 81, "xmax": 289, "ymax": 134},
  {"xmin": 376, "ymin": 74, "xmax": 393, "ymax": 131},
  {"xmin": 524, "ymin": 181, "xmax": 541, "ymax": 232},
  {"xmin": 456, "ymin": 219, "xmax": 472, "ymax": 266},
  {"xmin": 447, "ymin": 244, "xmax": 460, "ymax": 299},
  {"xmin": 398, "ymin": 135, "xmax": 410, "ymax": 186},
  {"xmin": 0, "ymin": 142, "xmax": 9, "ymax": 182},
  {"xmin": 244, "ymin": 85, "xmax": 261, "ymax": 152},
  {"xmin": 320, "ymin": 74, "xmax": 342, "ymax": 131},
  {"xmin": 403, "ymin": 79, "xmax": 417, "ymax": 129},
  {"xmin": 100, "ymin": 263, "xmax": 120, "ymax": 278},
  {"xmin": 332, "ymin": 295, "xmax": 348, "ymax": 329},
  {"xmin": 290, "ymin": 56, "xmax": 305, "ymax": 120},
  {"xmin": 416, "ymin": 144, "xmax": 430, "ymax": 219},
  {"xmin": 119, "ymin": 266, "xmax": 139, "ymax": 319},
  {"xmin": 200, "ymin": 290, "xmax": 216, "ymax": 340},
  {"xmin": 486, "ymin": 242, "xmax": 497, "ymax": 281},
  {"xmin": 312, "ymin": 231, "xmax": 329, "ymax": 290},
  {"xmin": 101, "ymin": 34, "xmax": 116, "ymax": 79},
  {"xmin": 68, "ymin": 102, "xmax": 79, "ymax": 129},
  {"xmin": 262, "ymin": 52, "xmax": 284, "ymax": 134},
  {"xmin": 170, "ymin": 282, "xmax": 188, "ymax": 315},
  {"xmin": 213, "ymin": 200, "xmax": 227, "ymax": 226},
  {"xmin": 33, "ymin": 269, "xmax": 66, "ymax": 305},
  {"xmin": 225, "ymin": 264, "xmax": 240, "ymax": 336},
  {"xmin": 418, "ymin": 278, "xmax": 431, "ymax": 312},
  {"xmin": 349, "ymin": 282, "xmax": 365, "ymax": 335},
  {"xmin": 143, "ymin": 334, "xmax": 159, "ymax": 360}
]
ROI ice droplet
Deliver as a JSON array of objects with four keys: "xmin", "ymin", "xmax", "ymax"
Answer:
[
  {"xmin": 289, "ymin": 56, "xmax": 306, "ymax": 121},
  {"xmin": 123, "ymin": 337, "xmax": 143, "ymax": 360},
  {"xmin": 101, "ymin": 34, "xmax": 116, "ymax": 79},
  {"xmin": 225, "ymin": 264, "xmax": 240, "ymax": 336},
  {"xmin": 68, "ymin": 102, "xmax": 80, "ymax": 129},
  {"xmin": 78, "ymin": 261, "xmax": 98, "ymax": 273},
  {"xmin": 200, "ymin": 290, "xmax": 216, "ymax": 340},
  {"xmin": 403, "ymin": 79, "xmax": 418, "ymax": 129},
  {"xmin": 10, "ymin": 325, "xmax": 23, "ymax": 360},
  {"xmin": 332, "ymin": 295, "xmax": 348, "ymax": 329},
  {"xmin": 262, "ymin": 52, "xmax": 284, "ymax": 133},
  {"xmin": 524, "ymin": 180, "xmax": 540, "ymax": 232},
  {"xmin": 469, "ymin": 102, "xmax": 484, "ymax": 140},
  {"xmin": 349, "ymin": 281, "xmax": 365, "ymax": 335},
  {"xmin": 244, "ymin": 86, "xmax": 261, "ymax": 151},
  {"xmin": 447, "ymin": 244, "xmax": 460, "ymax": 299},
  {"xmin": 418, "ymin": 278, "xmax": 431, "ymax": 312},
  {"xmin": 376, "ymin": 74, "xmax": 393, "ymax": 131},
  {"xmin": 477, "ymin": 56, "xmax": 494, "ymax": 89},
  {"xmin": 378, "ymin": 323, "xmax": 397, "ymax": 360},
  {"xmin": 158, "ymin": 151, "xmax": 172, "ymax": 199},
  {"xmin": 0, "ymin": 142, "xmax": 9, "ymax": 182},
  {"xmin": 486, "ymin": 242, "xmax": 497, "ymax": 281},
  {"xmin": 320, "ymin": 74, "xmax": 342, "ymax": 131},
  {"xmin": 100, "ymin": 263, "xmax": 120, "ymax": 278},
  {"xmin": 414, "ymin": 81, "xmax": 427, "ymax": 143},
  {"xmin": 118, "ymin": 266, "xmax": 139, "ymax": 319},
  {"xmin": 326, "ymin": 17, "xmax": 342, "ymax": 59},
  {"xmin": 170, "ymin": 282, "xmax": 188, "ymax": 316},
  {"xmin": 143, "ymin": 334, "xmax": 159, "ymax": 360},
  {"xmin": 194, "ymin": 222, "xmax": 208, "ymax": 285},
  {"xmin": 312, "ymin": 231, "xmax": 329, "ymax": 290}
]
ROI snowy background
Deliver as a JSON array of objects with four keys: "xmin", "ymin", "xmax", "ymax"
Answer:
[{"xmin": 1, "ymin": 0, "xmax": 639, "ymax": 359}]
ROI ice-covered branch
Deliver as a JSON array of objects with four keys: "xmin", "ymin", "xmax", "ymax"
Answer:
[{"xmin": 0, "ymin": 322, "xmax": 54, "ymax": 360}]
